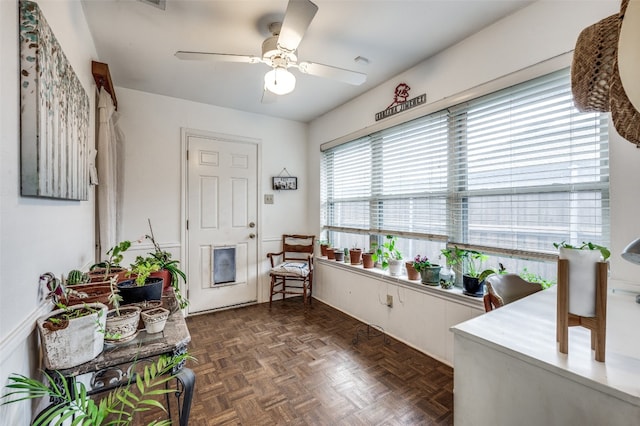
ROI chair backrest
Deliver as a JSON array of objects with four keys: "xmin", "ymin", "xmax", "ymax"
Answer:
[
  {"xmin": 484, "ymin": 273, "xmax": 543, "ymax": 312},
  {"xmin": 282, "ymin": 234, "xmax": 315, "ymax": 262}
]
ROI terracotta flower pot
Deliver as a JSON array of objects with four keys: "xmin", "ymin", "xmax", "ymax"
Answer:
[
  {"xmin": 320, "ymin": 244, "xmax": 329, "ymax": 257},
  {"xmin": 62, "ymin": 283, "xmax": 114, "ymax": 308},
  {"xmin": 88, "ymin": 267, "xmax": 128, "ymax": 284},
  {"xmin": 150, "ymin": 269, "xmax": 172, "ymax": 292},
  {"xmin": 405, "ymin": 262, "xmax": 420, "ymax": 280},
  {"xmin": 362, "ymin": 253, "xmax": 374, "ymax": 268},
  {"xmin": 349, "ymin": 249, "xmax": 362, "ymax": 265},
  {"xmin": 326, "ymin": 248, "xmax": 335, "ymax": 260}
]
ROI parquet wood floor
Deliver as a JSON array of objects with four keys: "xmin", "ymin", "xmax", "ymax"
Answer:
[{"xmin": 182, "ymin": 297, "xmax": 454, "ymax": 425}]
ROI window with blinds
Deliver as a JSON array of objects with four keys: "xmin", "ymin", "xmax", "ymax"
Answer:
[{"xmin": 321, "ymin": 68, "xmax": 609, "ymax": 261}]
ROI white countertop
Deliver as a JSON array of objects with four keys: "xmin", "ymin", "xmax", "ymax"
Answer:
[{"xmin": 451, "ymin": 285, "xmax": 640, "ymax": 405}]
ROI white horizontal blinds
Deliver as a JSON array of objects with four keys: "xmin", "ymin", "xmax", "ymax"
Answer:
[
  {"xmin": 373, "ymin": 112, "xmax": 449, "ymax": 236},
  {"xmin": 322, "ymin": 137, "xmax": 372, "ymax": 231},
  {"xmin": 450, "ymin": 68, "xmax": 609, "ymax": 253}
]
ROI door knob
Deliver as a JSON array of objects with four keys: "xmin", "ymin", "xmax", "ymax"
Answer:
[
  {"xmin": 249, "ymin": 222, "xmax": 255, "ymax": 228},
  {"xmin": 249, "ymin": 233, "xmax": 256, "ymax": 239}
]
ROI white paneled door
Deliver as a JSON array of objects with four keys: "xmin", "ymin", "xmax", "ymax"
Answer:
[{"xmin": 186, "ymin": 132, "xmax": 258, "ymax": 313}]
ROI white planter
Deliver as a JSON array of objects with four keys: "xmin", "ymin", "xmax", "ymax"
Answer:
[
  {"xmin": 388, "ymin": 259, "xmax": 404, "ymax": 277},
  {"xmin": 141, "ymin": 307, "xmax": 170, "ymax": 334},
  {"xmin": 558, "ymin": 247, "xmax": 603, "ymax": 317},
  {"xmin": 105, "ymin": 306, "xmax": 141, "ymax": 342},
  {"xmin": 37, "ymin": 303, "xmax": 108, "ymax": 370}
]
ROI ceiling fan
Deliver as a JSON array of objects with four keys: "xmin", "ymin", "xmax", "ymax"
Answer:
[{"xmin": 175, "ymin": 0, "xmax": 367, "ymax": 97}]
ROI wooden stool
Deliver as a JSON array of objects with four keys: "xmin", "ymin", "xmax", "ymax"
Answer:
[{"xmin": 556, "ymin": 259, "xmax": 608, "ymax": 362}]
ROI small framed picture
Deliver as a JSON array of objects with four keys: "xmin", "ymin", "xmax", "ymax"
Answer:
[{"xmin": 272, "ymin": 176, "xmax": 297, "ymax": 190}]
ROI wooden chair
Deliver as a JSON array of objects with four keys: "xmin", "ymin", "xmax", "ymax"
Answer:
[
  {"xmin": 483, "ymin": 273, "xmax": 543, "ymax": 312},
  {"xmin": 267, "ymin": 235, "xmax": 315, "ymax": 305}
]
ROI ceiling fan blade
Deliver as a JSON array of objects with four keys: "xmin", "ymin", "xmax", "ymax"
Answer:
[
  {"xmin": 297, "ymin": 62, "xmax": 367, "ymax": 86},
  {"xmin": 277, "ymin": 0, "xmax": 318, "ymax": 53},
  {"xmin": 175, "ymin": 51, "xmax": 260, "ymax": 64}
]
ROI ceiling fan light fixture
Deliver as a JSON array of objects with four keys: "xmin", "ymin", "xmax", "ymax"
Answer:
[{"xmin": 264, "ymin": 67, "xmax": 296, "ymax": 95}]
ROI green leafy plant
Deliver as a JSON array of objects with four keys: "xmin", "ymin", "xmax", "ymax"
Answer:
[
  {"xmin": 1, "ymin": 353, "xmax": 192, "ymax": 426},
  {"xmin": 145, "ymin": 219, "xmax": 189, "ymax": 309},
  {"xmin": 128, "ymin": 256, "xmax": 161, "ymax": 286},
  {"xmin": 440, "ymin": 247, "xmax": 464, "ymax": 267},
  {"xmin": 91, "ymin": 240, "xmax": 132, "ymax": 275},
  {"xmin": 553, "ymin": 241, "xmax": 610, "ymax": 261},
  {"xmin": 107, "ymin": 276, "xmax": 123, "ymax": 316},
  {"xmin": 412, "ymin": 255, "xmax": 439, "ymax": 272},
  {"xmin": 453, "ymin": 248, "xmax": 495, "ymax": 281},
  {"xmin": 372, "ymin": 235, "xmax": 403, "ymax": 269},
  {"xmin": 520, "ymin": 267, "xmax": 556, "ymax": 289}
]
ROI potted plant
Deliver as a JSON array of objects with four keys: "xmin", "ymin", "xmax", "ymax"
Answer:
[
  {"xmin": 405, "ymin": 260, "xmax": 420, "ymax": 280},
  {"xmin": 326, "ymin": 247, "xmax": 336, "ymax": 260},
  {"xmin": 104, "ymin": 277, "xmax": 141, "ymax": 342},
  {"xmin": 144, "ymin": 220, "xmax": 189, "ymax": 309},
  {"xmin": 89, "ymin": 240, "xmax": 131, "ymax": 283},
  {"xmin": 349, "ymin": 245, "xmax": 362, "ymax": 265},
  {"xmin": 38, "ymin": 302, "xmax": 108, "ymax": 370},
  {"xmin": 141, "ymin": 306, "xmax": 170, "ymax": 334},
  {"xmin": 439, "ymin": 248, "xmax": 460, "ymax": 289},
  {"xmin": 362, "ymin": 247, "xmax": 375, "ymax": 269},
  {"xmin": 66, "ymin": 269, "xmax": 90, "ymax": 286},
  {"xmin": 412, "ymin": 255, "xmax": 441, "ymax": 286},
  {"xmin": 457, "ymin": 249, "xmax": 495, "ymax": 297},
  {"xmin": 37, "ymin": 273, "xmax": 108, "ymax": 369},
  {"xmin": 318, "ymin": 239, "xmax": 330, "ymax": 257},
  {"xmin": 519, "ymin": 267, "xmax": 556, "ymax": 289},
  {"xmin": 554, "ymin": 241, "xmax": 610, "ymax": 317},
  {"xmin": 1, "ymin": 352, "xmax": 191, "ymax": 426},
  {"xmin": 43, "ymin": 271, "xmax": 112, "ymax": 308},
  {"xmin": 333, "ymin": 248, "xmax": 345, "ymax": 262},
  {"xmin": 118, "ymin": 256, "xmax": 164, "ymax": 305},
  {"xmin": 373, "ymin": 235, "xmax": 403, "ymax": 276}
]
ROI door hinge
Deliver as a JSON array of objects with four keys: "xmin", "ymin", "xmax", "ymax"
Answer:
[
  {"xmin": 186, "ymin": 150, "xmax": 189, "ymax": 161},
  {"xmin": 186, "ymin": 220, "xmax": 189, "ymax": 230}
]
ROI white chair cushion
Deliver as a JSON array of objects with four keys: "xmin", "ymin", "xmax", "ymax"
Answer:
[{"xmin": 271, "ymin": 262, "xmax": 310, "ymax": 278}]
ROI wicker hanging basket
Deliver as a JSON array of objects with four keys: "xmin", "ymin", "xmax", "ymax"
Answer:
[
  {"xmin": 610, "ymin": 0, "xmax": 640, "ymax": 146},
  {"xmin": 571, "ymin": 14, "xmax": 619, "ymax": 112}
]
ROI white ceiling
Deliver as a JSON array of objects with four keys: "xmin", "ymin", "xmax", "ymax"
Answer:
[{"xmin": 81, "ymin": 0, "xmax": 534, "ymax": 123}]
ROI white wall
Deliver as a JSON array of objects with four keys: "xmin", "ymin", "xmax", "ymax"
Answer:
[
  {"xmin": 0, "ymin": 0, "xmax": 98, "ymax": 422},
  {"xmin": 309, "ymin": 1, "xmax": 637, "ymax": 287},
  {"xmin": 114, "ymin": 87, "xmax": 310, "ymax": 303}
]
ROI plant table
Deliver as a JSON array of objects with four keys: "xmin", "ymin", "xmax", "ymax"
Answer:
[{"xmin": 37, "ymin": 296, "xmax": 194, "ymax": 426}]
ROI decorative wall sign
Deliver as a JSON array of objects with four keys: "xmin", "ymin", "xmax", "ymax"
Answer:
[
  {"xmin": 19, "ymin": 1, "xmax": 90, "ymax": 200},
  {"xmin": 375, "ymin": 83, "xmax": 426, "ymax": 121},
  {"xmin": 272, "ymin": 167, "xmax": 297, "ymax": 190},
  {"xmin": 273, "ymin": 176, "xmax": 298, "ymax": 190}
]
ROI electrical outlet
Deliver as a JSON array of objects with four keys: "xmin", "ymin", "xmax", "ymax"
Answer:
[
  {"xmin": 264, "ymin": 194, "xmax": 274, "ymax": 204},
  {"xmin": 386, "ymin": 294, "xmax": 393, "ymax": 307}
]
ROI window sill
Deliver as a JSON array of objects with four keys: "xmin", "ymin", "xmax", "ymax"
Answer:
[{"xmin": 315, "ymin": 256, "xmax": 484, "ymax": 310}]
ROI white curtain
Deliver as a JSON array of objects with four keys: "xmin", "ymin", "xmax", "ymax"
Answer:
[{"xmin": 96, "ymin": 87, "xmax": 124, "ymax": 256}]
